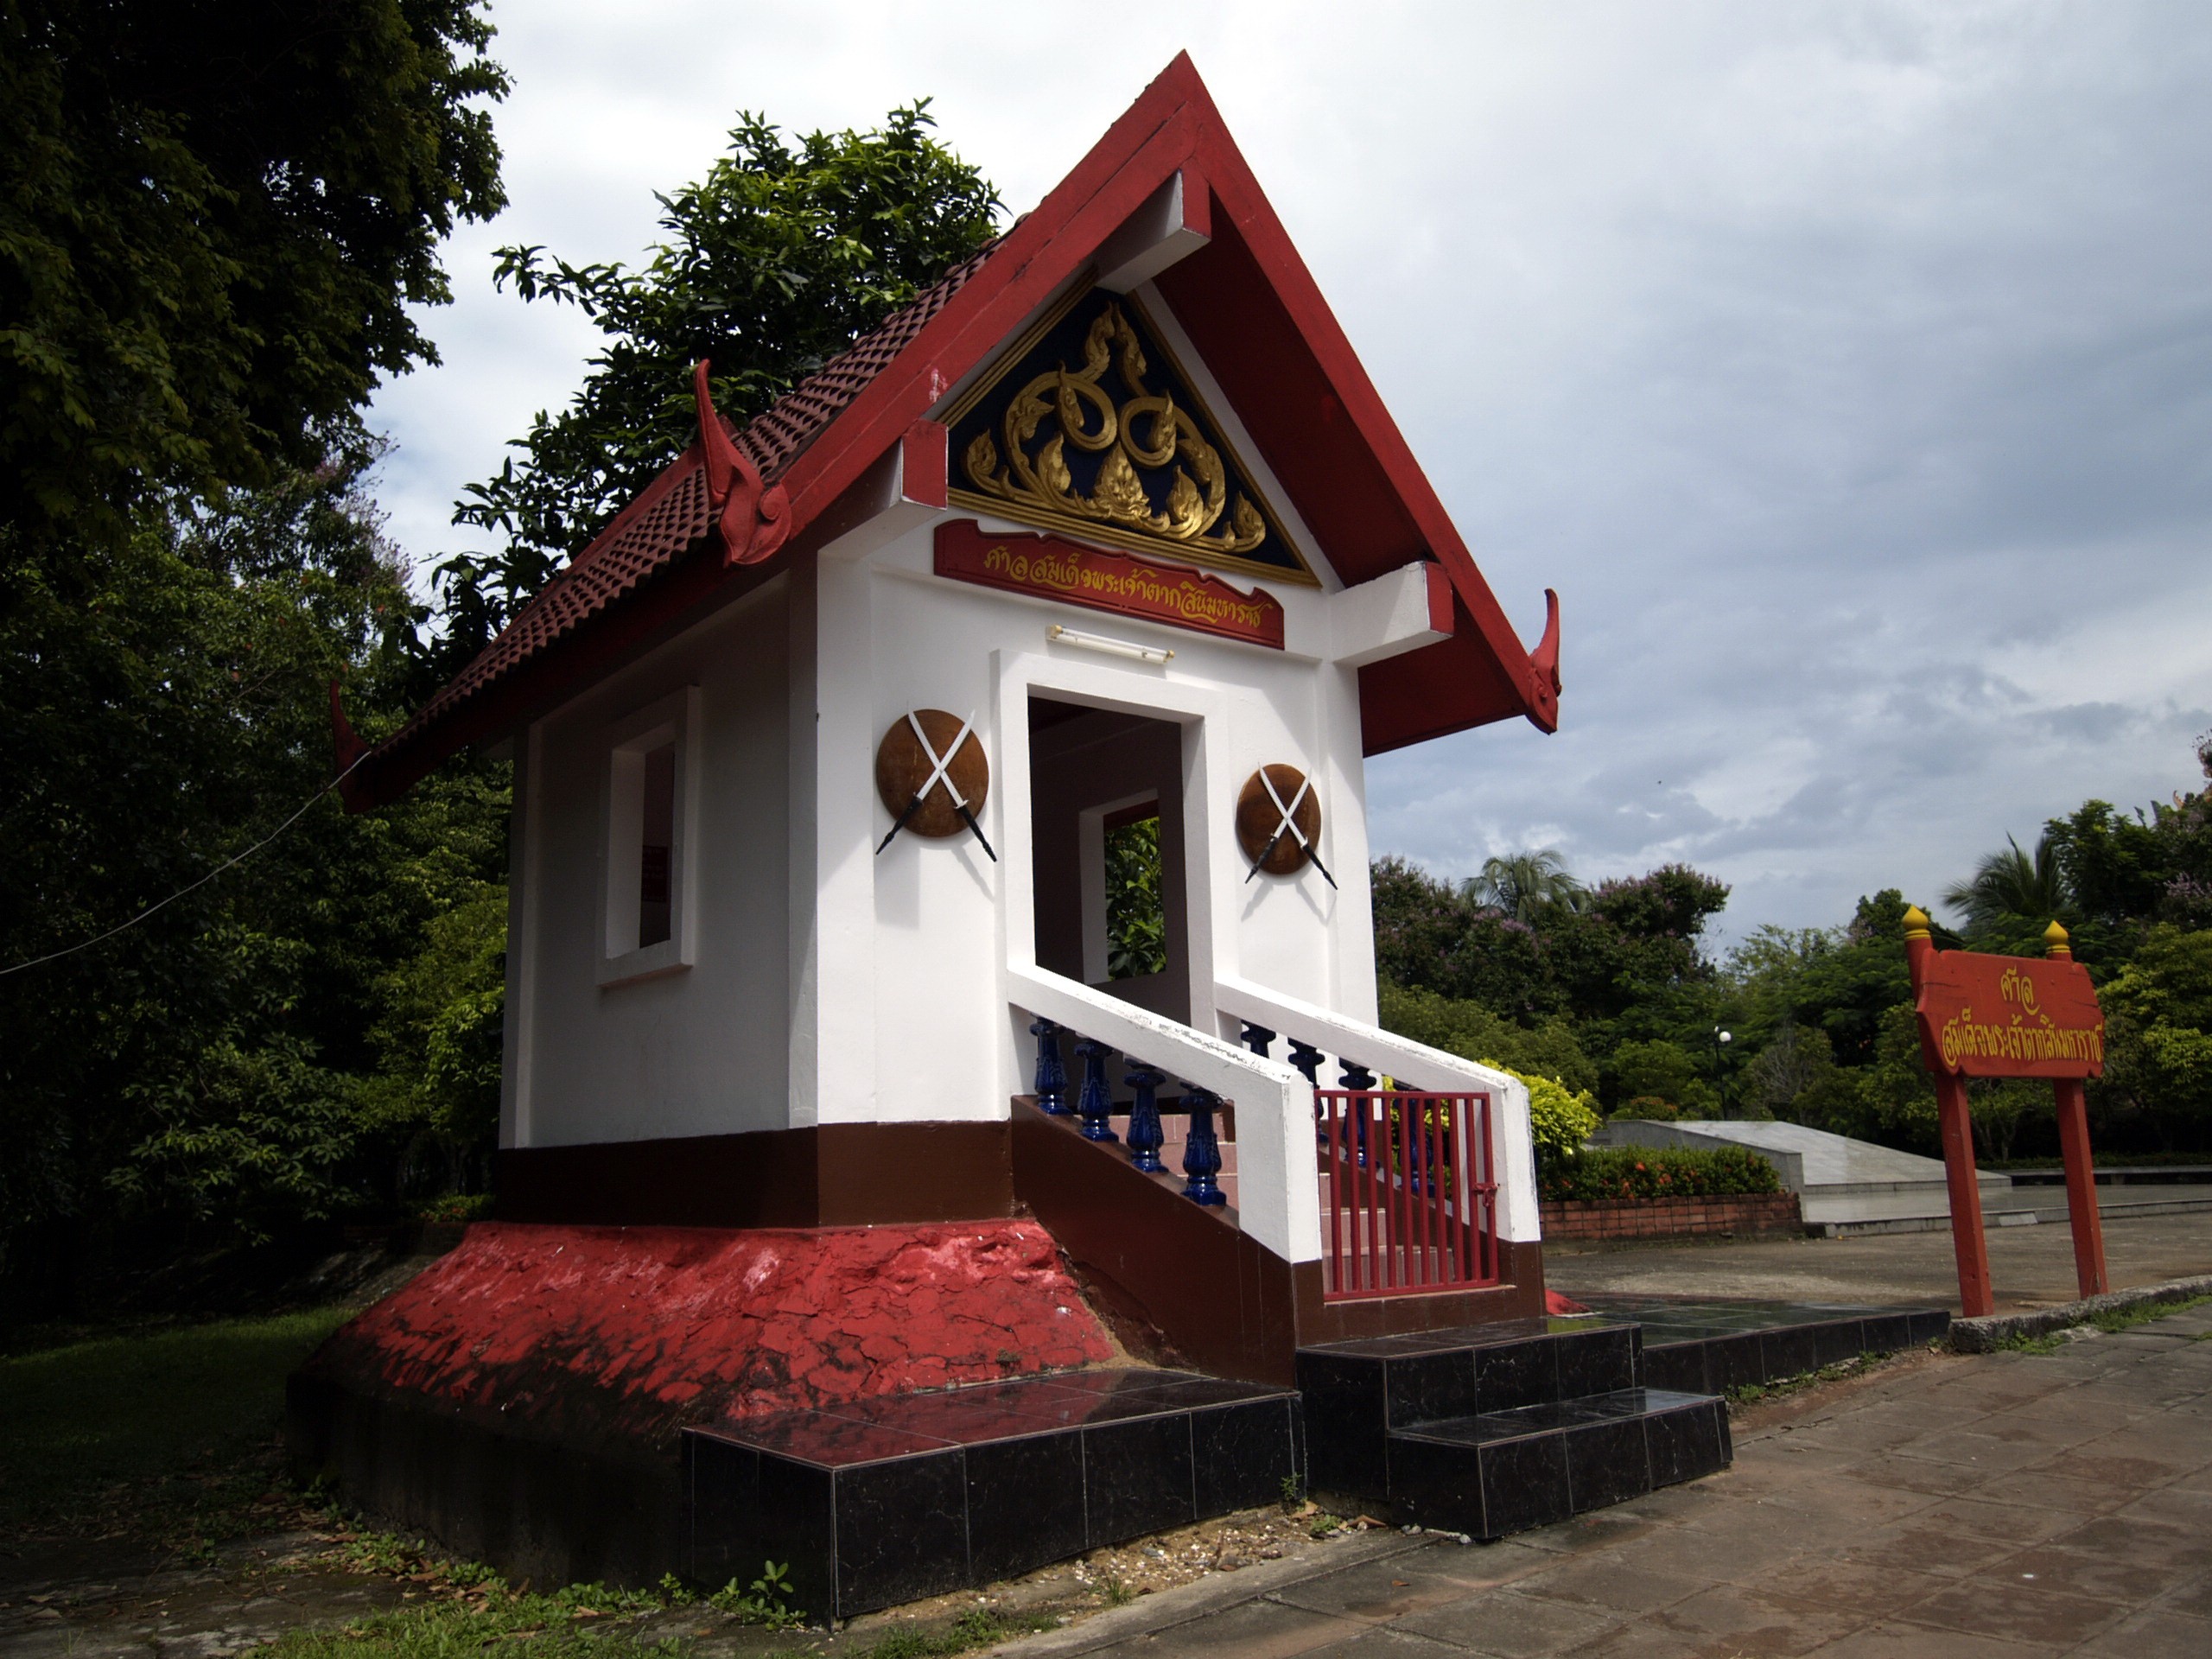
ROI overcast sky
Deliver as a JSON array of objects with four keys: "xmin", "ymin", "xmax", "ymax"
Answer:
[{"xmin": 367, "ymin": 1, "xmax": 2212, "ymax": 949}]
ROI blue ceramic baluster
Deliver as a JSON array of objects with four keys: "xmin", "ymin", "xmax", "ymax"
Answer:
[
  {"xmin": 1240, "ymin": 1021, "xmax": 1275, "ymax": 1058},
  {"xmin": 1031, "ymin": 1017, "xmax": 1070, "ymax": 1115},
  {"xmin": 1075, "ymin": 1038, "xmax": 1118, "ymax": 1141},
  {"xmin": 1340, "ymin": 1059, "xmax": 1376, "ymax": 1166},
  {"xmin": 1124, "ymin": 1065, "xmax": 1166, "ymax": 1172},
  {"xmin": 1288, "ymin": 1039, "xmax": 1325, "ymax": 1145},
  {"xmin": 1406, "ymin": 1096, "xmax": 1432, "ymax": 1197},
  {"xmin": 1179, "ymin": 1086, "xmax": 1226, "ymax": 1206}
]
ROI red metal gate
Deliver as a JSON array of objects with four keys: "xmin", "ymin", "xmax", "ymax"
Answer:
[{"xmin": 1316, "ymin": 1090, "xmax": 1499, "ymax": 1298}]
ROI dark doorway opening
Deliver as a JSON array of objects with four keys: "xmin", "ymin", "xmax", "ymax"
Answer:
[{"xmin": 1028, "ymin": 696, "xmax": 1192, "ymax": 1022}]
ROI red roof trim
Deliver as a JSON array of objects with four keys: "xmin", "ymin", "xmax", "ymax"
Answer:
[{"xmin": 352, "ymin": 54, "xmax": 1556, "ymax": 806}]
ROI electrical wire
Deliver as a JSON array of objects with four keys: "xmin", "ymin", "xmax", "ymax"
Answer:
[{"xmin": 0, "ymin": 753, "xmax": 372, "ymax": 979}]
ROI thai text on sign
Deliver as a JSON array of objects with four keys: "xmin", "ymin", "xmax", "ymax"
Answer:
[
  {"xmin": 934, "ymin": 520, "xmax": 1285, "ymax": 649},
  {"xmin": 1913, "ymin": 950, "xmax": 2105, "ymax": 1078}
]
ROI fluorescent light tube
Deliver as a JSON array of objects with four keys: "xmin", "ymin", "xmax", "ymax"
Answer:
[{"xmin": 1046, "ymin": 623, "xmax": 1173, "ymax": 664}]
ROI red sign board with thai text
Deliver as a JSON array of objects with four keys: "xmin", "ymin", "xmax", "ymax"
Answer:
[
  {"xmin": 934, "ymin": 520, "xmax": 1285, "ymax": 649},
  {"xmin": 1914, "ymin": 950, "xmax": 2105, "ymax": 1078}
]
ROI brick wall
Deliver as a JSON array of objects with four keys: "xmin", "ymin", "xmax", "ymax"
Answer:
[{"xmin": 1540, "ymin": 1191, "xmax": 1803, "ymax": 1242}]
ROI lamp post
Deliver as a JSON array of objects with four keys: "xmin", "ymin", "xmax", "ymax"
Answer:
[{"xmin": 1711, "ymin": 1027, "xmax": 1732, "ymax": 1116}]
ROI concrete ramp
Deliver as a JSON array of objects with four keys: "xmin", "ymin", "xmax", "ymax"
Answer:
[
  {"xmin": 1591, "ymin": 1120, "xmax": 2212, "ymax": 1236},
  {"xmin": 1592, "ymin": 1120, "xmax": 2007, "ymax": 1236}
]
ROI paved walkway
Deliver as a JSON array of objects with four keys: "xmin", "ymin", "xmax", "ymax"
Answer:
[
  {"xmin": 1544, "ymin": 1208, "xmax": 2212, "ymax": 1311},
  {"xmin": 1003, "ymin": 1302, "xmax": 2212, "ymax": 1658}
]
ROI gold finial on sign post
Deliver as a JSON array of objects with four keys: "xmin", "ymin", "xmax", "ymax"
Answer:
[
  {"xmin": 2044, "ymin": 919, "xmax": 2073, "ymax": 959},
  {"xmin": 1902, "ymin": 904, "xmax": 1932, "ymax": 941}
]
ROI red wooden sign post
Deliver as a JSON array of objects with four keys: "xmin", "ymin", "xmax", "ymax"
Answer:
[{"xmin": 1902, "ymin": 906, "xmax": 2108, "ymax": 1317}]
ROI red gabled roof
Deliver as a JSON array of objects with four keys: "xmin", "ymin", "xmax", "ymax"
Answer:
[{"xmin": 347, "ymin": 55, "xmax": 1557, "ymax": 809}]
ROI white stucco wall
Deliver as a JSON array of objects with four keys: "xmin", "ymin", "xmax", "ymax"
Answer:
[
  {"xmin": 820, "ymin": 513, "xmax": 1377, "ymax": 1129},
  {"xmin": 502, "ymin": 580, "xmax": 791, "ymax": 1148},
  {"xmin": 503, "ymin": 289, "xmax": 1465, "ymax": 1155}
]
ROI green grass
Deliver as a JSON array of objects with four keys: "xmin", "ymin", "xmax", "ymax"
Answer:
[
  {"xmin": 1996, "ymin": 1293, "xmax": 2212, "ymax": 1355},
  {"xmin": 0, "ymin": 1303, "xmax": 351, "ymax": 1542},
  {"xmin": 845, "ymin": 1609, "xmax": 1059, "ymax": 1659},
  {"xmin": 254, "ymin": 1587, "xmax": 687, "ymax": 1659},
  {"xmin": 0, "ymin": 1305, "xmax": 1074, "ymax": 1659},
  {"xmin": 1724, "ymin": 1350, "xmax": 1905, "ymax": 1407}
]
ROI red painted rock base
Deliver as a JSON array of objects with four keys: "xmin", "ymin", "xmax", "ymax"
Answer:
[
  {"xmin": 289, "ymin": 1220, "xmax": 1117, "ymax": 1586},
  {"xmin": 301, "ymin": 1219, "xmax": 1116, "ymax": 1449},
  {"xmin": 1541, "ymin": 1192, "xmax": 1803, "ymax": 1243}
]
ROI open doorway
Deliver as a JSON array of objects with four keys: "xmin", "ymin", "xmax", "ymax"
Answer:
[{"xmin": 1028, "ymin": 695, "xmax": 1192, "ymax": 1022}]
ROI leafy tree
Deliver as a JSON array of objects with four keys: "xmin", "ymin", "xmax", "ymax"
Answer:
[
  {"xmin": 436, "ymin": 105, "xmax": 1001, "ymax": 664},
  {"xmin": 1461, "ymin": 849, "xmax": 1586, "ymax": 922},
  {"xmin": 1371, "ymin": 856, "xmax": 1729, "ymax": 1042},
  {"xmin": 1740, "ymin": 1021, "xmax": 1842, "ymax": 1119},
  {"xmin": 1942, "ymin": 831, "xmax": 2071, "ymax": 947},
  {"xmin": 2046, "ymin": 741, "xmax": 2212, "ymax": 960},
  {"xmin": 1608, "ymin": 1039, "xmax": 1719, "ymax": 1119},
  {"xmin": 1103, "ymin": 816, "xmax": 1167, "ymax": 981},
  {"xmin": 0, "ymin": 448, "xmax": 510, "ymax": 1313},
  {"xmin": 1377, "ymin": 981, "xmax": 1598, "ymax": 1099},
  {"xmin": 1834, "ymin": 1002, "xmax": 1940, "ymax": 1154},
  {"xmin": 1, "ymin": 0, "xmax": 506, "ymax": 564},
  {"xmin": 365, "ymin": 887, "xmax": 508, "ymax": 1199},
  {"xmin": 1371, "ymin": 856, "xmax": 1554, "ymax": 1019},
  {"xmin": 2096, "ymin": 925, "xmax": 2212, "ymax": 1150},
  {"xmin": 1731, "ymin": 892, "xmax": 1919, "ymax": 1069}
]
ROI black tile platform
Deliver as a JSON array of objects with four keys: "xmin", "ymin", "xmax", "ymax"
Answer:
[
  {"xmin": 1572, "ymin": 1296, "xmax": 1950, "ymax": 1396},
  {"xmin": 683, "ymin": 1370, "xmax": 1299, "ymax": 1620},
  {"xmin": 1298, "ymin": 1297, "xmax": 1945, "ymax": 1539},
  {"xmin": 1393, "ymin": 1389, "xmax": 1730, "ymax": 1537}
]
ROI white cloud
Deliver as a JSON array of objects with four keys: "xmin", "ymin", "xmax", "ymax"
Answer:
[{"xmin": 367, "ymin": 0, "xmax": 2212, "ymax": 945}]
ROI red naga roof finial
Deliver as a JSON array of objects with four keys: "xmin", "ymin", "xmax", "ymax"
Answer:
[{"xmin": 693, "ymin": 359, "xmax": 791, "ymax": 567}]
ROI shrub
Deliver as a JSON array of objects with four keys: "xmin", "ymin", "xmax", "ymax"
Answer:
[
  {"xmin": 1483, "ymin": 1064, "xmax": 1600, "ymax": 1176},
  {"xmin": 1540, "ymin": 1144, "xmax": 1781, "ymax": 1204}
]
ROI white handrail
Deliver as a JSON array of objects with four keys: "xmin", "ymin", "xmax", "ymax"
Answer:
[
  {"xmin": 1006, "ymin": 963, "xmax": 1324, "ymax": 1265},
  {"xmin": 1213, "ymin": 974, "xmax": 1541, "ymax": 1246}
]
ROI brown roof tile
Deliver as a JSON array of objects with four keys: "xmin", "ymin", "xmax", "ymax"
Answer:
[{"xmin": 378, "ymin": 240, "xmax": 1001, "ymax": 760}]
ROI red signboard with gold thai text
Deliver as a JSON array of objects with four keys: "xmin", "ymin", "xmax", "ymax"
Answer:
[
  {"xmin": 1913, "ymin": 950, "xmax": 2105, "ymax": 1079},
  {"xmin": 933, "ymin": 520, "xmax": 1285, "ymax": 649}
]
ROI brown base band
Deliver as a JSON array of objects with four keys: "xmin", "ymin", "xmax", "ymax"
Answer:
[
  {"xmin": 1292, "ymin": 1237, "xmax": 1547, "ymax": 1344},
  {"xmin": 493, "ymin": 1121, "xmax": 1016, "ymax": 1229},
  {"xmin": 1008, "ymin": 1099, "xmax": 1547, "ymax": 1383}
]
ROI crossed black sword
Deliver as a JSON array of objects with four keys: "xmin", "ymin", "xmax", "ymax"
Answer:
[
  {"xmin": 1244, "ymin": 768, "xmax": 1336, "ymax": 889},
  {"xmin": 875, "ymin": 710, "xmax": 996, "ymax": 861}
]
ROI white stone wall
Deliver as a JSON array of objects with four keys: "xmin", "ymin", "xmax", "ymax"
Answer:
[{"xmin": 501, "ymin": 580, "xmax": 792, "ymax": 1148}]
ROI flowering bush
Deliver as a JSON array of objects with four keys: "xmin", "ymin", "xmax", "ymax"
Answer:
[
  {"xmin": 1540, "ymin": 1145, "xmax": 1781, "ymax": 1204},
  {"xmin": 1483, "ymin": 1063, "xmax": 1599, "ymax": 1176}
]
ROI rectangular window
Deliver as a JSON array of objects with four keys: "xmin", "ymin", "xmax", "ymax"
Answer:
[
  {"xmin": 639, "ymin": 741, "xmax": 675, "ymax": 948},
  {"xmin": 600, "ymin": 688, "xmax": 698, "ymax": 987}
]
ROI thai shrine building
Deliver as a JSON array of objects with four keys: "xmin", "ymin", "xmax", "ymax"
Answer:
[{"xmin": 293, "ymin": 56, "xmax": 1732, "ymax": 1613}]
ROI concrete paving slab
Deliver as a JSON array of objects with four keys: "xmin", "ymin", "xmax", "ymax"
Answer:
[
  {"xmin": 1498, "ymin": 1555, "xmax": 1706, "ymax": 1617},
  {"xmin": 2071, "ymin": 1607, "xmax": 2212, "ymax": 1659},
  {"xmin": 1390, "ymin": 1586, "xmax": 1624, "ymax": 1656},
  {"xmin": 994, "ymin": 1304, "xmax": 2212, "ymax": 1659},
  {"xmin": 1632, "ymin": 1580, "xmax": 1863, "ymax": 1654},
  {"xmin": 1904, "ymin": 1576, "xmax": 2132, "ymax": 1649},
  {"xmin": 1544, "ymin": 1205, "xmax": 2212, "ymax": 1311},
  {"xmin": 2160, "ymin": 1573, "xmax": 2212, "ymax": 1618}
]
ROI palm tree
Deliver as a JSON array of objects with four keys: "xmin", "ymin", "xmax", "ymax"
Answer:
[
  {"xmin": 1463, "ymin": 849, "xmax": 1588, "ymax": 923},
  {"xmin": 1942, "ymin": 831, "xmax": 2070, "ymax": 936}
]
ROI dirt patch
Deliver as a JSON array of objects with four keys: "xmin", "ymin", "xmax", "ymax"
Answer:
[
  {"xmin": 1727, "ymin": 1342, "xmax": 1961, "ymax": 1432},
  {"xmin": 1, "ymin": 1503, "xmax": 1396, "ymax": 1659}
]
